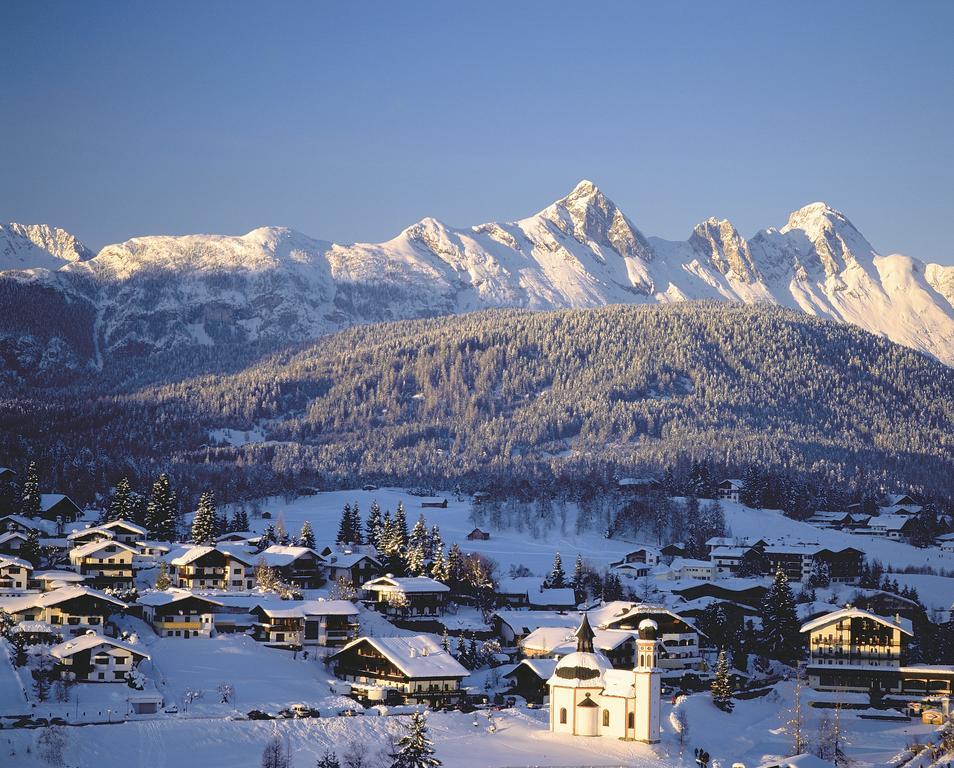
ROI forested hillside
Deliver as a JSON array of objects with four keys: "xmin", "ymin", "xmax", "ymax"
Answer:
[{"xmin": 2, "ymin": 303, "xmax": 952, "ymax": 506}]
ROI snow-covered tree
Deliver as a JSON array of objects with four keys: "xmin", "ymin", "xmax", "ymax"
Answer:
[
  {"xmin": 710, "ymin": 649, "xmax": 734, "ymax": 712},
  {"xmin": 329, "ymin": 576, "xmax": 357, "ymax": 601},
  {"xmin": 145, "ymin": 474, "xmax": 178, "ymax": 541},
  {"xmin": 787, "ymin": 671, "xmax": 806, "ymax": 755},
  {"xmin": 428, "ymin": 524, "xmax": 442, "ymax": 559},
  {"xmin": 545, "ymin": 551, "xmax": 566, "ymax": 589},
  {"xmin": 298, "ymin": 520, "xmax": 315, "ymax": 549},
  {"xmin": 230, "ymin": 506, "xmax": 250, "ymax": 534},
  {"xmin": 430, "ymin": 542, "xmax": 449, "ymax": 582},
  {"xmin": 155, "ymin": 561, "xmax": 171, "ymax": 590},
  {"xmin": 191, "ymin": 491, "xmax": 217, "ymax": 545},
  {"xmin": 255, "ymin": 557, "xmax": 279, "ymax": 592},
  {"xmin": 20, "ymin": 462, "xmax": 40, "ymax": 518},
  {"xmin": 760, "ymin": 568, "xmax": 801, "ymax": 664},
  {"xmin": 348, "ymin": 502, "xmax": 363, "ymax": 544},
  {"xmin": 317, "ymin": 751, "xmax": 341, "ymax": 768},
  {"xmin": 337, "ymin": 503, "xmax": 357, "ymax": 544},
  {"xmin": 406, "ymin": 542, "xmax": 426, "ymax": 576},
  {"xmin": 394, "ymin": 502, "xmax": 408, "ymax": 550},
  {"xmin": 571, "ymin": 553, "xmax": 585, "ymax": 595},
  {"xmin": 391, "ymin": 711, "xmax": 441, "ymax": 768},
  {"xmin": 366, "ymin": 500, "xmax": 382, "ymax": 549},
  {"xmin": 104, "ymin": 477, "xmax": 133, "ymax": 523}
]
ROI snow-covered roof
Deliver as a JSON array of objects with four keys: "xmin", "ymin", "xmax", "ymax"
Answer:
[
  {"xmin": 0, "ymin": 556, "xmax": 33, "ymax": 571},
  {"xmin": 12, "ymin": 620, "xmax": 57, "ymax": 634},
  {"xmin": 335, "ymin": 635, "xmax": 468, "ymax": 679},
  {"xmin": 137, "ymin": 589, "xmax": 224, "ymax": 608},
  {"xmin": 168, "ymin": 545, "xmax": 218, "ymax": 566},
  {"xmin": 32, "ymin": 570, "xmax": 85, "ymax": 583},
  {"xmin": 40, "ymin": 494, "xmax": 76, "ymax": 511},
  {"xmin": 67, "ymin": 526, "xmax": 116, "ymax": 541},
  {"xmin": 522, "ymin": 626, "xmax": 634, "ymax": 655},
  {"xmin": 0, "ymin": 585, "xmax": 127, "ymax": 613},
  {"xmin": 0, "ymin": 514, "xmax": 43, "ymax": 530},
  {"xmin": 362, "ymin": 575, "xmax": 449, "ymax": 593},
  {"xmin": 253, "ymin": 599, "xmax": 358, "ymax": 619},
  {"xmin": 529, "ymin": 588, "xmax": 576, "ymax": 608},
  {"xmin": 718, "ymin": 479, "xmax": 743, "ymax": 489},
  {"xmin": 494, "ymin": 610, "xmax": 581, "ymax": 636},
  {"xmin": 759, "ymin": 754, "xmax": 836, "ymax": 768},
  {"xmin": 800, "ymin": 607, "xmax": 913, "ymax": 636},
  {"xmin": 100, "ymin": 519, "xmax": 148, "ymax": 534},
  {"xmin": 546, "ymin": 649, "xmax": 613, "ymax": 688},
  {"xmin": 0, "ymin": 531, "xmax": 28, "ymax": 545},
  {"xmin": 497, "ymin": 576, "xmax": 545, "ymax": 595},
  {"xmin": 259, "ymin": 545, "xmax": 323, "ymax": 567},
  {"xmin": 867, "ymin": 514, "xmax": 915, "ymax": 531},
  {"xmin": 669, "ymin": 557, "xmax": 713, "ymax": 570},
  {"xmin": 50, "ymin": 632, "xmax": 149, "ymax": 660},
  {"xmin": 69, "ymin": 539, "xmax": 138, "ymax": 559},
  {"xmin": 883, "ymin": 493, "xmax": 916, "ymax": 507},
  {"xmin": 324, "ymin": 551, "xmax": 381, "ymax": 568},
  {"xmin": 503, "ymin": 657, "xmax": 559, "ymax": 681}
]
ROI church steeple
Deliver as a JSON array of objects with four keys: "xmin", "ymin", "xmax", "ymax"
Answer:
[{"xmin": 575, "ymin": 614, "xmax": 595, "ymax": 653}]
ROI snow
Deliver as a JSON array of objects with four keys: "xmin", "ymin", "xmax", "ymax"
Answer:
[{"xmin": 335, "ymin": 635, "xmax": 468, "ymax": 679}]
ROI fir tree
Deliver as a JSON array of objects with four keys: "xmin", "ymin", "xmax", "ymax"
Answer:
[
  {"xmin": 468, "ymin": 636, "xmax": 480, "ymax": 669},
  {"xmin": 545, "ymin": 552, "xmax": 566, "ymax": 589},
  {"xmin": 298, "ymin": 520, "xmax": 315, "ymax": 548},
  {"xmin": 710, "ymin": 649, "xmax": 734, "ymax": 712},
  {"xmin": 379, "ymin": 511, "xmax": 395, "ymax": 554},
  {"xmin": 390, "ymin": 710, "xmax": 441, "ymax": 768},
  {"xmin": 231, "ymin": 506, "xmax": 250, "ymax": 534},
  {"xmin": 145, "ymin": 474, "xmax": 178, "ymax": 541},
  {"xmin": 571, "ymin": 553, "xmax": 585, "ymax": 595},
  {"xmin": 105, "ymin": 477, "xmax": 133, "ymax": 523},
  {"xmin": 394, "ymin": 502, "xmax": 408, "ymax": 550},
  {"xmin": 191, "ymin": 491, "xmax": 217, "ymax": 545},
  {"xmin": 441, "ymin": 626, "xmax": 450, "ymax": 652},
  {"xmin": 155, "ymin": 561, "xmax": 171, "ymax": 590},
  {"xmin": 337, "ymin": 504, "xmax": 356, "ymax": 544},
  {"xmin": 366, "ymin": 500, "xmax": 382, "ymax": 549},
  {"xmin": 20, "ymin": 528, "xmax": 42, "ymax": 567},
  {"xmin": 409, "ymin": 515, "xmax": 428, "ymax": 553},
  {"xmin": 428, "ymin": 524, "xmax": 442, "ymax": 560},
  {"xmin": 430, "ymin": 542, "xmax": 449, "ymax": 582},
  {"xmin": 406, "ymin": 542, "xmax": 426, "ymax": 576},
  {"xmin": 258, "ymin": 523, "xmax": 276, "ymax": 550},
  {"xmin": 20, "ymin": 461, "xmax": 40, "ymax": 518},
  {"xmin": 348, "ymin": 502, "xmax": 363, "ymax": 544},
  {"xmin": 455, "ymin": 635, "xmax": 467, "ymax": 663},
  {"xmin": 447, "ymin": 543, "xmax": 464, "ymax": 586},
  {"xmin": 761, "ymin": 568, "xmax": 801, "ymax": 664},
  {"xmin": 317, "ymin": 751, "xmax": 341, "ymax": 768},
  {"xmin": 274, "ymin": 515, "xmax": 290, "ymax": 545}
]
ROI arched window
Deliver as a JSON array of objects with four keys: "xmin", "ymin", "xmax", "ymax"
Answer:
[
  {"xmin": 602, "ymin": 709, "xmax": 610, "ymax": 727},
  {"xmin": 559, "ymin": 707, "xmax": 567, "ymax": 724},
  {"xmin": 628, "ymin": 711, "xmax": 635, "ymax": 729}
]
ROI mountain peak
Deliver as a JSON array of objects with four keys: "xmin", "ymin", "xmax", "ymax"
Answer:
[
  {"xmin": 782, "ymin": 202, "xmax": 854, "ymax": 235},
  {"xmin": 0, "ymin": 222, "xmax": 94, "ymax": 271}
]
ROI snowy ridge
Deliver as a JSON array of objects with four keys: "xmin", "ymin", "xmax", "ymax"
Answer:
[{"xmin": 3, "ymin": 180, "xmax": 954, "ymax": 369}]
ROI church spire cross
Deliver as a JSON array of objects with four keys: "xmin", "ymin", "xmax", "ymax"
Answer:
[{"xmin": 575, "ymin": 614, "xmax": 595, "ymax": 653}]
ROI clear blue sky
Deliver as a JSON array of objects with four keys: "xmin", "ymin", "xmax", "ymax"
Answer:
[{"xmin": 2, "ymin": 1, "xmax": 952, "ymax": 264}]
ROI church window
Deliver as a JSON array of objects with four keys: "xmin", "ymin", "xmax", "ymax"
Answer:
[
  {"xmin": 628, "ymin": 711, "xmax": 634, "ymax": 729},
  {"xmin": 602, "ymin": 709, "xmax": 610, "ymax": 727},
  {"xmin": 559, "ymin": 708, "xmax": 567, "ymax": 724}
]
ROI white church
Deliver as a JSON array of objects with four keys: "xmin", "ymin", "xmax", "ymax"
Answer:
[{"xmin": 547, "ymin": 614, "xmax": 661, "ymax": 742}]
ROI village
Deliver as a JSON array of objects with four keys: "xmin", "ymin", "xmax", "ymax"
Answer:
[{"xmin": 1, "ymin": 465, "xmax": 954, "ymax": 767}]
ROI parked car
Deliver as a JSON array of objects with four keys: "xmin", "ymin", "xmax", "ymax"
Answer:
[
  {"xmin": 247, "ymin": 710, "xmax": 274, "ymax": 720},
  {"xmin": 281, "ymin": 704, "xmax": 319, "ymax": 719},
  {"xmin": 163, "ymin": 704, "xmax": 179, "ymax": 714}
]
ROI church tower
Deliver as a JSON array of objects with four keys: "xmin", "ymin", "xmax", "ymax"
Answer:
[{"xmin": 633, "ymin": 618, "xmax": 661, "ymax": 743}]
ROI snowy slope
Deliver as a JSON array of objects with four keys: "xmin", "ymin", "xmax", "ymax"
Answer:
[{"xmin": 3, "ymin": 181, "xmax": 954, "ymax": 370}]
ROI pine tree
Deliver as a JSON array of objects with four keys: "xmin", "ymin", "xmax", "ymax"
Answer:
[
  {"xmin": 394, "ymin": 502, "xmax": 408, "ymax": 550},
  {"xmin": 390, "ymin": 710, "xmax": 441, "ymax": 768},
  {"xmin": 20, "ymin": 528, "xmax": 42, "ymax": 567},
  {"xmin": 761, "ymin": 568, "xmax": 801, "ymax": 664},
  {"xmin": 366, "ymin": 500, "xmax": 382, "ymax": 549},
  {"xmin": 409, "ymin": 515, "xmax": 428, "ymax": 553},
  {"xmin": 255, "ymin": 557, "xmax": 279, "ymax": 592},
  {"xmin": 337, "ymin": 504, "xmax": 355, "ymax": 544},
  {"xmin": 545, "ymin": 552, "xmax": 566, "ymax": 589},
  {"xmin": 317, "ymin": 751, "xmax": 341, "ymax": 768},
  {"xmin": 298, "ymin": 520, "xmax": 315, "ymax": 548},
  {"xmin": 428, "ymin": 524, "xmax": 442, "ymax": 560},
  {"xmin": 710, "ymin": 649, "xmax": 734, "ymax": 712},
  {"xmin": 571, "ymin": 553, "xmax": 585, "ymax": 595},
  {"xmin": 20, "ymin": 461, "xmax": 40, "ymax": 518},
  {"xmin": 274, "ymin": 515, "xmax": 290, "ymax": 545},
  {"xmin": 447, "ymin": 543, "xmax": 464, "ymax": 586},
  {"xmin": 441, "ymin": 627, "xmax": 450, "ymax": 652},
  {"xmin": 430, "ymin": 542, "xmax": 449, "ymax": 582},
  {"xmin": 349, "ymin": 502, "xmax": 363, "ymax": 544},
  {"xmin": 406, "ymin": 542, "xmax": 426, "ymax": 576},
  {"xmin": 231, "ymin": 506, "xmax": 250, "ymax": 534},
  {"xmin": 105, "ymin": 477, "xmax": 133, "ymax": 522},
  {"xmin": 258, "ymin": 523, "xmax": 276, "ymax": 551},
  {"xmin": 455, "ymin": 635, "xmax": 467, "ymax": 663},
  {"xmin": 191, "ymin": 491, "xmax": 217, "ymax": 545},
  {"xmin": 379, "ymin": 511, "xmax": 395, "ymax": 554},
  {"xmin": 468, "ymin": 636, "xmax": 480, "ymax": 669},
  {"xmin": 146, "ymin": 474, "xmax": 178, "ymax": 541},
  {"xmin": 155, "ymin": 561, "xmax": 171, "ymax": 590}
]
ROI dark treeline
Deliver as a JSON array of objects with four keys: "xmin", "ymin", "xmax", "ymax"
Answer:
[{"xmin": 1, "ymin": 303, "xmax": 952, "ymax": 511}]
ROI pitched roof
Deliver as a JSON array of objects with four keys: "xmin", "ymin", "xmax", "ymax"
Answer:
[
  {"xmin": 100, "ymin": 519, "xmax": 148, "ymax": 534},
  {"xmin": 50, "ymin": 632, "xmax": 149, "ymax": 660},
  {"xmin": 335, "ymin": 635, "xmax": 468, "ymax": 679},
  {"xmin": 259, "ymin": 545, "xmax": 324, "ymax": 567},
  {"xmin": 0, "ymin": 585, "xmax": 127, "ymax": 613},
  {"xmin": 69, "ymin": 539, "xmax": 138, "ymax": 559},
  {"xmin": 799, "ymin": 607, "xmax": 913, "ymax": 636},
  {"xmin": 168, "ymin": 545, "xmax": 219, "ymax": 566},
  {"xmin": 503, "ymin": 657, "xmax": 559, "ymax": 681},
  {"xmin": 362, "ymin": 575, "xmax": 449, "ymax": 593},
  {"xmin": 325, "ymin": 551, "xmax": 380, "ymax": 569},
  {"xmin": 0, "ymin": 514, "xmax": 43, "ymax": 531},
  {"xmin": 67, "ymin": 526, "xmax": 116, "ymax": 541},
  {"xmin": 0, "ymin": 556, "xmax": 33, "ymax": 571},
  {"xmin": 252, "ymin": 599, "xmax": 358, "ymax": 619},
  {"xmin": 137, "ymin": 589, "xmax": 224, "ymax": 608}
]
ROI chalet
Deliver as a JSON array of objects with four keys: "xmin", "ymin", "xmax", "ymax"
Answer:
[
  {"xmin": 67, "ymin": 526, "xmax": 116, "ymax": 548},
  {"xmin": 715, "ymin": 479, "xmax": 743, "ymax": 503},
  {"xmin": 503, "ymin": 658, "xmax": 558, "ymax": 703},
  {"xmin": 167, "ymin": 546, "xmax": 255, "ymax": 591},
  {"xmin": 0, "ymin": 530, "xmax": 29, "ymax": 556},
  {"xmin": 0, "ymin": 514, "xmax": 44, "ymax": 535},
  {"xmin": 668, "ymin": 578, "xmax": 769, "ymax": 610},
  {"xmin": 136, "ymin": 540, "xmax": 173, "ymax": 559},
  {"xmin": 655, "ymin": 557, "xmax": 715, "ymax": 581},
  {"xmin": 259, "ymin": 545, "xmax": 325, "ymax": 588},
  {"xmin": 806, "ymin": 511, "xmax": 854, "ymax": 529},
  {"xmin": 862, "ymin": 515, "xmax": 917, "ymax": 543},
  {"xmin": 138, "ymin": 590, "xmax": 223, "ymax": 638},
  {"xmin": 0, "ymin": 556, "xmax": 33, "ymax": 592},
  {"xmin": 659, "ymin": 543, "xmax": 685, "ymax": 560},
  {"xmin": 610, "ymin": 547, "xmax": 661, "ymax": 569},
  {"xmin": 617, "ymin": 477, "xmax": 660, "ymax": 494},
  {"xmin": 466, "ymin": 528, "xmax": 490, "ymax": 541},
  {"xmin": 50, "ymin": 631, "xmax": 150, "ymax": 683},
  {"xmin": 521, "ymin": 626, "xmax": 636, "ymax": 669},
  {"xmin": 330, "ymin": 634, "xmax": 469, "ymax": 706},
  {"xmin": 0, "ymin": 586, "xmax": 126, "ymax": 636},
  {"xmin": 802, "ymin": 607, "xmax": 913, "ymax": 693},
  {"xmin": 362, "ymin": 574, "xmax": 450, "ymax": 618},
  {"xmin": 673, "ymin": 595, "xmax": 760, "ymax": 626},
  {"xmin": 493, "ymin": 610, "xmax": 581, "ymax": 645},
  {"xmin": 324, "ymin": 550, "xmax": 381, "ymax": 585},
  {"xmin": 250, "ymin": 599, "xmax": 359, "ymax": 648},
  {"xmin": 496, "ymin": 577, "xmax": 576, "ymax": 610},
  {"xmin": 421, "ymin": 498, "xmax": 448, "ymax": 509},
  {"xmin": 216, "ymin": 531, "xmax": 260, "ymax": 545},
  {"xmin": 30, "ymin": 570, "xmax": 86, "ymax": 592},
  {"xmin": 68, "ymin": 540, "xmax": 137, "ymax": 590},
  {"xmin": 591, "ymin": 603, "xmax": 703, "ymax": 676},
  {"xmin": 96, "ymin": 519, "xmax": 149, "ymax": 545},
  {"xmin": 38, "ymin": 494, "xmax": 82, "ymax": 524}
]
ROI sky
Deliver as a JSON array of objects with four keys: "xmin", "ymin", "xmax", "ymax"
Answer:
[{"xmin": 2, "ymin": 1, "xmax": 953, "ymax": 264}]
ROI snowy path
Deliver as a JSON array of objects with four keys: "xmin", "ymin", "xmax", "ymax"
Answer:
[{"xmin": 0, "ymin": 640, "xmax": 27, "ymax": 712}]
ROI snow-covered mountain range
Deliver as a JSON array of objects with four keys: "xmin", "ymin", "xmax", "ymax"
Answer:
[{"xmin": 3, "ymin": 180, "xmax": 953, "ymax": 377}]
